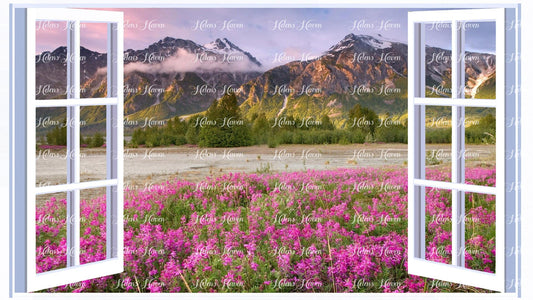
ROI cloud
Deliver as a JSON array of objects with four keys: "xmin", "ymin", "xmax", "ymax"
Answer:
[{"xmin": 124, "ymin": 48, "xmax": 263, "ymax": 74}]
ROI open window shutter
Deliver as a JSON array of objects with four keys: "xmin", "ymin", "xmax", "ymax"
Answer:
[
  {"xmin": 407, "ymin": 8, "xmax": 518, "ymax": 292},
  {"xmin": 15, "ymin": 8, "xmax": 124, "ymax": 292}
]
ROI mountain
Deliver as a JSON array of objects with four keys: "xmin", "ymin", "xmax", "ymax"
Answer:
[
  {"xmin": 424, "ymin": 46, "xmax": 495, "ymax": 98},
  {"xmin": 35, "ymin": 37, "xmax": 263, "ymax": 132},
  {"xmin": 120, "ymin": 37, "xmax": 262, "ymax": 121},
  {"xmin": 237, "ymin": 34, "xmax": 408, "ymax": 125},
  {"xmin": 35, "ymin": 46, "xmax": 108, "ymax": 100},
  {"xmin": 203, "ymin": 37, "xmax": 262, "ymax": 67},
  {"xmin": 236, "ymin": 34, "xmax": 495, "ymax": 126},
  {"xmin": 35, "ymin": 34, "xmax": 496, "ymax": 133}
]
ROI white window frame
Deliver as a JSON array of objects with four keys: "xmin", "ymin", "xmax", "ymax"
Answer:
[
  {"xmin": 8, "ymin": 3, "xmax": 521, "ymax": 299},
  {"xmin": 408, "ymin": 8, "xmax": 518, "ymax": 293},
  {"xmin": 15, "ymin": 8, "xmax": 124, "ymax": 292}
]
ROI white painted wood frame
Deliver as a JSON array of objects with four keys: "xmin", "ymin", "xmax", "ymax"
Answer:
[
  {"xmin": 24, "ymin": 8, "xmax": 124, "ymax": 292},
  {"xmin": 408, "ymin": 8, "xmax": 516, "ymax": 292}
]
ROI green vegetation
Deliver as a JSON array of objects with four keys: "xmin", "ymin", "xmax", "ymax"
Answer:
[
  {"xmin": 129, "ymin": 117, "xmax": 189, "ymax": 148},
  {"xmin": 127, "ymin": 100, "xmax": 406, "ymax": 147},
  {"xmin": 82, "ymin": 132, "xmax": 105, "ymax": 148},
  {"xmin": 474, "ymin": 73, "xmax": 496, "ymax": 100},
  {"xmin": 45, "ymin": 125, "xmax": 67, "ymax": 146},
  {"xmin": 125, "ymin": 99, "xmax": 496, "ymax": 148},
  {"xmin": 42, "ymin": 100, "xmax": 496, "ymax": 149},
  {"xmin": 465, "ymin": 113, "xmax": 496, "ymax": 144},
  {"xmin": 197, "ymin": 93, "xmax": 253, "ymax": 147},
  {"xmin": 348, "ymin": 103, "xmax": 379, "ymax": 136},
  {"xmin": 42, "ymin": 122, "xmax": 106, "ymax": 148},
  {"xmin": 425, "ymin": 113, "xmax": 496, "ymax": 144}
]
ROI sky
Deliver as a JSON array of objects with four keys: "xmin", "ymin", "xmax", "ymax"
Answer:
[{"xmin": 35, "ymin": 8, "xmax": 496, "ymax": 70}]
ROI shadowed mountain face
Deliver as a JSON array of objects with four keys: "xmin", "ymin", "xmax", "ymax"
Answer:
[
  {"xmin": 237, "ymin": 34, "xmax": 409, "ymax": 123},
  {"xmin": 237, "ymin": 34, "xmax": 495, "ymax": 125},
  {"xmin": 35, "ymin": 37, "xmax": 262, "ymax": 125},
  {"xmin": 35, "ymin": 33, "xmax": 495, "ymax": 128}
]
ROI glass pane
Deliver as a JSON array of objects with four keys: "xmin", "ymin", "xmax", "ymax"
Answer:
[
  {"xmin": 464, "ymin": 192, "xmax": 496, "ymax": 273},
  {"xmin": 425, "ymin": 106, "xmax": 451, "ymax": 181},
  {"xmin": 80, "ymin": 105, "xmax": 108, "ymax": 182},
  {"xmin": 462, "ymin": 21, "xmax": 496, "ymax": 100},
  {"xmin": 36, "ymin": 107, "xmax": 68, "ymax": 186},
  {"xmin": 425, "ymin": 187, "xmax": 452, "ymax": 264},
  {"xmin": 80, "ymin": 22, "xmax": 108, "ymax": 98},
  {"xmin": 464, "ymin": 107, "xmax": 496, "ymax": 187},
  {"xmin": 35, "ymin": 20, "xmax": 68, "ymax": 100},
  {"xmin": 424, "ymin": 22, "xmax": 452, "ymax": 98},
  {"xmin": 36, "ymin": 192, "xmax": 67, "ymax": 273},
  {"xmin": 80, "ymin": 187, "xmax": 108, "ymax": 265}
]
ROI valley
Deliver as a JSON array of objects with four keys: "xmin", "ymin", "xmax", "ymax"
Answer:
[{"xmin": 35, "ymin": 33, "xmax": 496, "ymax": 137}]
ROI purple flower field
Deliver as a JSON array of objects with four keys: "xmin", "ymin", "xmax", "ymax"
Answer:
[{"xmin": 35, "ymin": 167, "xmax": 496, "ymax": 293}]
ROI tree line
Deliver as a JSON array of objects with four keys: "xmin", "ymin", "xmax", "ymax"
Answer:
[
  {"xmin": 41, "ymin": 93, "xmax": 496, "ymax": 148},
  {"xmin": 41, "ymin": 125, "xmax": 105, "ymax": 148}
]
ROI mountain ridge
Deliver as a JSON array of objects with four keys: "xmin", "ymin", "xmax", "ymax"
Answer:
[{"xmin": 35, "ymin": 33, "xmax": 496, "ymax": 131}]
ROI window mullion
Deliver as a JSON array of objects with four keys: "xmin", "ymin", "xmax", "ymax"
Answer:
[
  {"xmin": 415, "ymin": 21, "xmax": 426, "ymax": 259},
  {"xmin": 106, "ymin": 23, "xmax": 119, "ymax": 260},
  {"xmin": 24, "ymin": 8, "xmax": 37, "ymax": 291},
  {"xmin": 34, "ymin": 98, "xmax": 119, "ymax": 107},
  {"xmin": 66, "ymin": 20, "xmax": 81, "ymax": 267},
  {"xmin": 408, "ymin": 21, "xmax": 426, "ymax": 260},
  {"xmin": 451, "ymin": 20, "xmax": 466, "ymax": 268}
]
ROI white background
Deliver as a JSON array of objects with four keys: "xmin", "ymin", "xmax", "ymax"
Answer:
[{"xmin": 0, "ymin": 0, "xmax": 530, "ymax": 299}]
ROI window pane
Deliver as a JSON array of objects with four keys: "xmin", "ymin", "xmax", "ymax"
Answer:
[
  {"xmin": 80, "ymin": 105, "xmax": 108, "ymax": 182},
  {"xmin": 463, "ymin": 192, "xmax": 496, "ymax": 273},
  {"xmin": 425, "ymin": 106, "xmax": 451, "ymax": 181},
  {"xmin": 36, "ymin": 107, "xmax": 68, "ymax": 186},
  {"xmin": 424, "ymin": 22, "xmax": 452, "ymax": 98},
  {"xmin": 80, "ymin": 22, "xmax": 108, "ymax": 99},
  {"xmin": 424, "ymin": 187, "xmax": 452, "ymax": 264},
  {"xmin": 462, "ymin": 21, "xmax": 496, "ymax": 100},
  {"xmin": 464, "ymin": 107, "xmax": 496, "ymax": 187},
  {"xmin": 79, "ymin": 187, "xmax": 108, "ymax": 265},
  {"xmin": 35, "ymin": 20, "xmax": 68, "ymax": 100},
  {"xmin": 36, "ymin": 192, "xmax": 68, "ymax": 274}
]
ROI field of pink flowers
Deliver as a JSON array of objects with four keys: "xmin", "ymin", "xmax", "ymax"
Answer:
[{"xmin": 35, "ymin": 167, "xmax": 496, "ymax": 293}]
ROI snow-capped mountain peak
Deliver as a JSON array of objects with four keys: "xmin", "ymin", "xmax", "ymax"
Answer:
[
  {"xmin": 203, "ymin": 38, "xmax": 262, "ymax": 67},
  {"xmin": 327, "ymin": 34, "xmax": 393, "ymax": 53},
  {"xmin": 360, "ymin": 35, "xmax": 392, "ymax": 49},
  {"xmin": 204, "ymin": 38, "xmax": 242, "ymax": 52}
]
